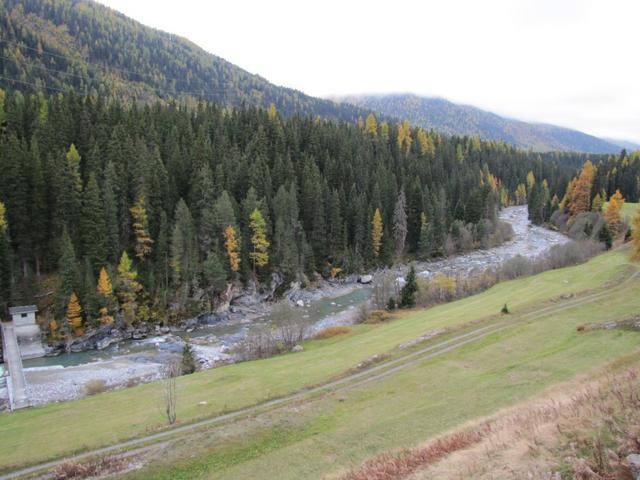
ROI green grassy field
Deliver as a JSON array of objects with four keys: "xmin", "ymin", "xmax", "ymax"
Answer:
[
  {"xmin": 0, "ymin": 250, "xmax": 638, "ymax": 475},
  {"xmin": 605, "ymin": 201, "xmax": 639, "ymax": 221}
]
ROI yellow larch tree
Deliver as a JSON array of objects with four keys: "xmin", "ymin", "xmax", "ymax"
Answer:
[
  {"xmin": 397, "ymin": 120, "xmax": 413, "ymax": 153},
  {"xmin": 515, "ymin": 184, "xmax": 527, "ymax": 205},
  {"xmin": 417, "ymin": 129, "xmax": 435, "ymax": 156},
  {"xmin": 371, "ymin": 208, "xmax": 383, "ymax": 258},
  {"xmin": 604, "ymin": 189, "xmax": 625, "ymax": 237},
  {"xmin": 526, "ymin": 171, "xmax": 536, "ymax": 191},
  {"xmin": 365, "ymin": 113, "xmax": 378, "ymax": 137},
  {"xmin": 0, "ymin": 201, "xmax": 6, "ymax": 234},
  {"xmin": 96, "ymin": 267, "xmax": 115, "ymax": 325},
  {"xmin": 66, "ymin": 292, "xmax": 84, "ymax": 336},
  {"xmin": 267, "ymin": 103, "xmax": 278, "ymax": 121},
  {"xmin": 224, "ymin": 225, "xmax": 240, "ymax": 273},
  {"xmin": 97, "ymin": 267, "xmax": 113, "ymax": 296},
  {"xmin": 249, "ymin": 208, "xmax": 269, "ymax": 275}
]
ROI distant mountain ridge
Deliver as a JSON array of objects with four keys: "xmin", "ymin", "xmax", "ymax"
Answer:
[
  {"xmin": 335, "ymin": 94, "xmax": 623, "ymax": 154},
  {"xmin": 602, "ymin": 138, "xmax": 640, "ymax": 151}
]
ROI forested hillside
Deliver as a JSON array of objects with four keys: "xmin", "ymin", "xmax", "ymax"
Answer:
[
  {"xmin": 0, "ymin": 88, "xmax": 588, "ymax": 331},
  {"xmin": 527, "ymin": 149, "xmax": 640, "ymax": 247},
  {"xmin": 0, "ymin": 0, "xmax": 368, "ymax": 120},
  {"xmin": 337, "ymin": 94, "xmax": 622, "ymax": 154}
]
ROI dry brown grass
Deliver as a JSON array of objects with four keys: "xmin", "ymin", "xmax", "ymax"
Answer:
[
  {"xmin": 342, "ymin": 425, "xmax": 493, "ymax": 480},
  {"xmin": 53, "ymin": 456, "xmax": 129, "ymax": 479},
  {"xmin": 313, "ymin": 326, "xmax": 352, "ymax": 340},
  {"xmin": 342, "ymin": 356, "xmax": 640, "ymax": 480}
]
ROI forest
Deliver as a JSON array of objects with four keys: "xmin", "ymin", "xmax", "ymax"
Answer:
[
  {"xmin": 0, "ymin": 88, "xmax": 610, "ymax": 336},
  {"xmin": 0, "ymin": 0, "xmax": 369, "ymax": 119}
]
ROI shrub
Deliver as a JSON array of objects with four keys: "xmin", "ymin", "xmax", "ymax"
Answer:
[
  {"xmin": 355, "ymin": 302, "xmax": 372, "ymax": 324},
  {"xmin": 84, "ymin": 379, "xmax": 107, "ymax": 396},
  {"xmin": 399, "ymin": 265, "xmax": 418, "ymax": 308},
  {"xmin": 313, "ymin": 326, "xmax": 352, "ymax": 340},
  {"xmin": 181, "ymin": 342, "xmax": 196, "ymax": 375},
  {"xmin": 501, "ymin": 303, "xmax": 510, "ymax": 314},
  {"xmin": 364, "ymin": 310, "xmax": 393, "ymax": 324},
  {"xmin": 386, "ymin": 297, "xmax": 396, "ymax": 310}
]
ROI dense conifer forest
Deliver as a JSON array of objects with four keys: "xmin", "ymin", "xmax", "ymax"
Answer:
[
  {"xmin": 0, "ymin": 88, "xmax": 593, "ymax": 331},
  {"xmin": 0, "ymin": 0, "xmax": 368, "ymax": 119}
]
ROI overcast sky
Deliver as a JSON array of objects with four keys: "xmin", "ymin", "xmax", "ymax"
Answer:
[{"xmin": 97, "ymin": 0, "xmax": 639, "ymax": 143}]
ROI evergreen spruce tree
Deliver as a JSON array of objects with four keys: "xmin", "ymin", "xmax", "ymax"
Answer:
[
  {"xmin": 181, "ymin": 342, "xmax": 196, "ymax": 375},
  {"xmin": 170, "ymin": 200, "xmax": 198, "ymax": 289},
  {"xmin": 103, "ymin": 162, "xmax": 120, "ymax": 263},
  {"xmin": 81, "ymin": 173, "xmax": 107, "ymax": 272},
  {"xmin": 599, "ymin": 222, "xmax": 613, "ymax": 250},
  {"xmin": 0, "ymin": 202, "xmax": 13, "ymax": 316},
  {"xmin": 202, "ymin": 252, "xmax": 227, "ymax": 307},
  {"xmin": 400, "ymin": 265, "xmax": 418, "ymax": 308},
  {"xmin": 56, "ymin": 226, "xmax": 79, "ymax": 317},
  {"xmin": 393, "ymin": 189, "xmax": 408, "ymax": 258},
  {"xmin": 81, "ymin": 256, "xmax": 98, "ymax": 323},
  {"xmin": 417, "ymin": 212, "xmax": 432, "ymax": 260}
]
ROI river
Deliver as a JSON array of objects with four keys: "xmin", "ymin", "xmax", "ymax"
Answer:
[{"xmin": 17, "ymin": 205, "xmax": 568, "ymax": 405}]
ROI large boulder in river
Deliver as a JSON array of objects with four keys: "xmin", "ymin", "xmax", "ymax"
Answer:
[{"xmin": 359, "ymin": 274, "xmax": 373, "ymax": 284}]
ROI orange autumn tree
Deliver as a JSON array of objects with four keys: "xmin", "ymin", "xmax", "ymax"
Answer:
[
  {"xmin": 604, "ymin": 190, "xmax": 625, "ymax": 237},
  {"xmin": 96, "ymin": 267, "xmax": 115, "ymax": 324},
  {"xmin": 66, "ymin": 292, "xmax": 84, "ymax": 336},
  {"xmin": 224, "ymin": 225, "xmax": 240, "ymax": 273},
  {"xmin": 569, "ymin": 160, "xmax": 596, "ymax": 217}
]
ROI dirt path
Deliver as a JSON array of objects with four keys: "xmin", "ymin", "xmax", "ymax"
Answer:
[{"xmin": 3, "ymin": 270, "xmax": 637, "ymax": 480}]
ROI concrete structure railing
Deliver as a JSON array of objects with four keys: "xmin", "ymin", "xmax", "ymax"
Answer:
[{"xmin": 1, "ymin": 321, "xmax": 29, "ymax": 410}]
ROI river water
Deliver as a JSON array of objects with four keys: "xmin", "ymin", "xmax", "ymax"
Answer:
[{"xmin": 17, "ymin": 206, "xmax": 568, "ymax": 404}]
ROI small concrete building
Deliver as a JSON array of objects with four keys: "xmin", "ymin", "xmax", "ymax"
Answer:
[{"xmin": 9, "ymin": 305, "xmax": 45, "ymax": 359}]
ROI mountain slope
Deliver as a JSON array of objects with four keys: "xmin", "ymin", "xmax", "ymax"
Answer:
[
  {"xmin": 0, "ymin": 0, "xmax": 368, "ymax": 120},
  {"xmin": 602, "ymin": 137, "xmax": 640, "ymax": 151},
  {"xmin": 336, "ymin": 94, "xmax": 622, "ymax": 154}
]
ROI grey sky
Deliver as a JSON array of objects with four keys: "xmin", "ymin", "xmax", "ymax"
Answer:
[{"xmin": 97, "ymin": 0, "xmax": 640, "ymax": 143}]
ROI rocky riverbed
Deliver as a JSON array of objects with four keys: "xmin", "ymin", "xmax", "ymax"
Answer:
[
  {"xmin": 3, "ymin": 206, "xmax": 568, "ymax": 407},
  {"xmin": 415, "ymin": 206, "xmax": 568, "ymax": 279}
]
